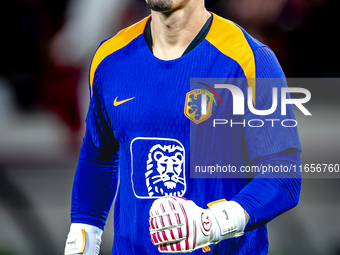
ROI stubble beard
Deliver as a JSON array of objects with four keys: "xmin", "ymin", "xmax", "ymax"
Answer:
[{"xmin": 147, "ymin": 0, "xmax": 173, "ymax": 12}]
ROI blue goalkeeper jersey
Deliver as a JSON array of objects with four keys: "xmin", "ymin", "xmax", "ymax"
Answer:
[{"xmin": 71, "ymin": 13, "xmax": 301, "ymax": 255}]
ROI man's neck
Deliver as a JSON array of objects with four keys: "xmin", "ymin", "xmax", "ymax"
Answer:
[{"xmin": 150, "ymin": 3, "xmax": 210, "ymax": 60}]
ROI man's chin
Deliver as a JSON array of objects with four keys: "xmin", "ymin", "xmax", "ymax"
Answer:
[{"xmin": 146, "ymin": 0, "xmax": 173, "ymax": 12}]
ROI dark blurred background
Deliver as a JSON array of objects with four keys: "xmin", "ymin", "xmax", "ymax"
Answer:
[{"xmin": 0, "ymin": 0, "xmax": 339, "ymax": 254}]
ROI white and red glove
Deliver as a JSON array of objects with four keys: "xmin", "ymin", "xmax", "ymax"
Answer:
[
  {"xmin": 149, "ymin": 196, "xmax": 247, "ymax": 253},
  {"xmin": 64, "ymin": 223, "xmax": 103, "ymax": 255}
]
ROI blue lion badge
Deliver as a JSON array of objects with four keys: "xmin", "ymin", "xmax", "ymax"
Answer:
[{"xmin": 130, "ymin": 137, "xmax": 186, "ymax": 199}]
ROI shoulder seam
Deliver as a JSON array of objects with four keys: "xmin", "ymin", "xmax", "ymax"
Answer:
[
  {"xmin": 206, "ymin": 13, "xmax": 256, "ymax": 103},
  {"xmin": 89, "ymin": 16, "xmax": 150, "ymax": 97}
]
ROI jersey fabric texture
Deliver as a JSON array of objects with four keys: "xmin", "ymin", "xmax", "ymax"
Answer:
[{"xmin": 71, "ymin": 13, "xmax": 302, "ymax": 255}]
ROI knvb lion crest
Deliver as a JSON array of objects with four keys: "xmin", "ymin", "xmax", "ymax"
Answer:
[{"xmin": 184, "ymin": 89, "xmax": 213, "ymax": 124}]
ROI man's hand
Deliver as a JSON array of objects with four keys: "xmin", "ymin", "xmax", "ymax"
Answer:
[
  {"xmin": 64, "ymin": 223, "xmax": 103, "ymax": 255},
  {"xmin": 149, "ymin": 196, "xmax": 247, "ymax": 253}
]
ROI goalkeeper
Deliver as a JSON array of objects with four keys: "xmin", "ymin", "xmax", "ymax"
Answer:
[{"xmin": 64, "ymin": 0, "xmax": 302, "ymax": 254}]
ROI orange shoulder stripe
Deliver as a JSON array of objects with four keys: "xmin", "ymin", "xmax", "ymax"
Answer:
[
  {"xmin": 206, "ymin": 13, "xmax": 256, "ymax": 103},
  {"xmin": 89, "ymin": 16, "xmax": 150, "ymax": 97}
]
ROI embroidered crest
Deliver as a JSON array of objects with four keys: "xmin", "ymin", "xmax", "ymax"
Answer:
[{"xmin": 184, "ymin": 89, "xmax": 213, "ymax": 124}]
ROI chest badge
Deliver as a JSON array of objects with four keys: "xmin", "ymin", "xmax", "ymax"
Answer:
[{"xmin": 184, "ymin": 89, "xmax": 213, "ymax": 124}]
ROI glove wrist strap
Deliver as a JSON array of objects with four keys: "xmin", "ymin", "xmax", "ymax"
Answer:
[
  {"xmin": 207, "ymin": 199, "xmax": 246, "ymax": 241},
  {"xmin": 64, "ymin": 223, "xmax": 103, "ymax": 255}
]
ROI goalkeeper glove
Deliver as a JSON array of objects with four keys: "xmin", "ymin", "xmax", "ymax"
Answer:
[
  {"xmin": 64, "ymin": 223, "xmax": 103, "ymax": 255},
  {"xmin": 149, "ymin": 196, "xmax": 247, "ymax": 253}
]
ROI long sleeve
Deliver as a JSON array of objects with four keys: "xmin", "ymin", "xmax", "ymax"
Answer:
[
  {"xmin": 231, "ymin": 45, "xmax": 302, "ymax": 231},
  {"xmin": 71, "ymin": 130, "xmax": 119, "ymax": 230},
  {"xmin": 70, "ymin": 69, "xmax": 119, "ymax": 230},
  {"xmin": 232, "ymin": 150, "xmax": 301, "ymax": 231}
]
